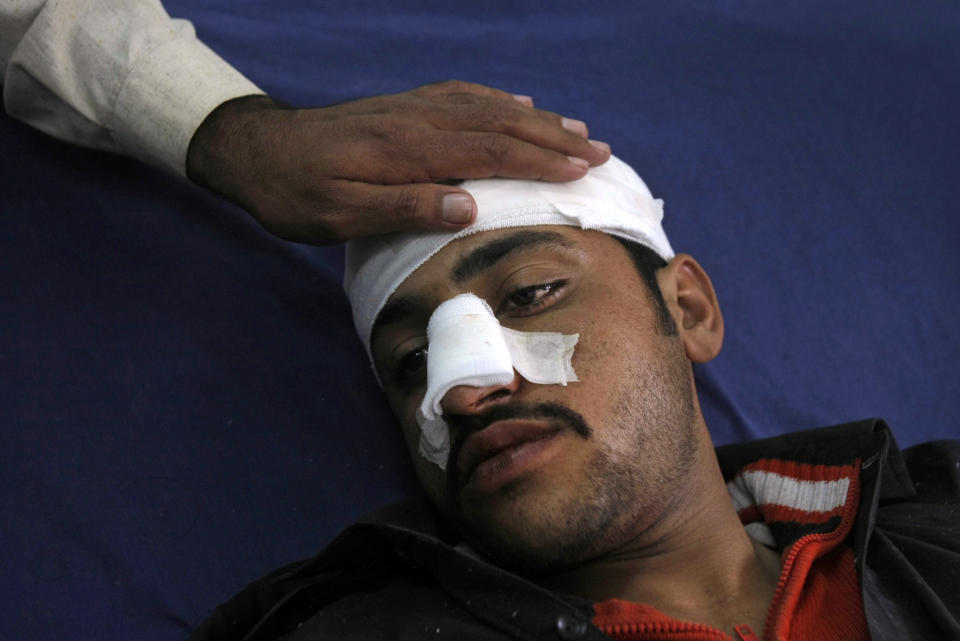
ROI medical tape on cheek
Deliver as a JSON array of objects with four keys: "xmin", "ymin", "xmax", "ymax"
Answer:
[{"xmin": 416, "ymin": 293, "xmax": 579, "ymax": 469}]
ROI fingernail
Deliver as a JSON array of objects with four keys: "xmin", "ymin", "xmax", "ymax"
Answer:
[
  {"xmin": 441, "ymin": 193, "xmax": 474, "ymax": 224},
  {"xmin": 561, "ymin": 117, "xmax": 588, "ymax": 137},
  {"xmin": 589, "ymin": 139, "xmax": 611, "ymax": 154},
  {"xmin": 567, "ymin": 156, "xmax": 590, "ymax": 170},
  {"xmin": 512, "ymin": 94, "xmax": 534, "ymax": 106}
]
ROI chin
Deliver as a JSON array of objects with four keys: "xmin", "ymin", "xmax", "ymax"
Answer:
[
  {"xmin": 466, "ymin": 514, "xmax": 616, "ymax": 576},
  {"xmin": 453, "ymin": 481, "xmax": 623, "ymax": 576}
]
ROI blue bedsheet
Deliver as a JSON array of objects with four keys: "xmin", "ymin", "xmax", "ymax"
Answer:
[{"xmin": 2, "ymin": 2, "xmax": 958, "ymax": 639}]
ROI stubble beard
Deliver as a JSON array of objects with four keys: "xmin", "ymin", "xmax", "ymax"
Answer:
[{"xmin": 454, "ymin": 338, "xmax": 699, "ymax": 576}]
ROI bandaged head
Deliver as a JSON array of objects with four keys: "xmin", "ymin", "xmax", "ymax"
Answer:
[
  {"xmin": 344, "ymin": 154, "xmax": 674, "ymax": 358},
  {"xmin": 343, "ymin": 154, "xmax": 675, "ymax": 467}
]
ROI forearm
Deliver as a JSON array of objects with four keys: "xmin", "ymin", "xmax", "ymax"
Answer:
[{"xmin": 1, "ymin": 0, "xmax": 262, "ymax": 175}]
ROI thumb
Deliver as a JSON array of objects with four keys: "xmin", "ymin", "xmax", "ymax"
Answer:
[{"xmin": 326, "ymin": 182, "xmax": 477, "ymax": 240}]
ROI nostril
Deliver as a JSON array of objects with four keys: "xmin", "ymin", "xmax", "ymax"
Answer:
[
  {"xmin": 483, "ymin": 389, "xmax": 512, "ymax": 404},
  {"xmin": 467, "ymin": 386, "xmax": 516, "ymax": 414},
  {"xmin": 439, "ymin": 378, "xmax": 519, "ymax": 416}
]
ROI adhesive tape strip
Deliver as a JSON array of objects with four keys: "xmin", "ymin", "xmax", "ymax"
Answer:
[{"xmin": 416, "ymin": 293, "xmax": 579, "ymax": 469}]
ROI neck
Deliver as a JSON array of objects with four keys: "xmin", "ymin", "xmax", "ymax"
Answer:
[{"xmin": 540, "ymin": 446, "xmax": 782, "ymax": 636}]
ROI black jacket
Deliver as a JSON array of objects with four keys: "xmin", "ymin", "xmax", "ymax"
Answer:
[{"xmin": 191, "ymin": 419, "xmax": 960, "ymax": 640}]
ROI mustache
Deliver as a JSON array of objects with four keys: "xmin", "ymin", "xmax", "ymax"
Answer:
[
  {"xmin": 443, "ymin": 402, "xmax": 592, "ymax": 502},
  {"xmin": 445, "ymin": 402, "xmax": 592, "ymax": 442}
]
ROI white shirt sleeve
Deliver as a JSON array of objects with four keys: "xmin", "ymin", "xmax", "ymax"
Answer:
[{"xmin": 0, "ymin": 0, "xmax": 264, "ymax": 176}]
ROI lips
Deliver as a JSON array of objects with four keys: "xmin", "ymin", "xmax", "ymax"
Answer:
[{"xmin": 457, "ymin": 419, "xmax": 563, "ymax": 490}]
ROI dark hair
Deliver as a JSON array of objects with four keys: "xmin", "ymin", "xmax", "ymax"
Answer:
[{"xmin": 613, "ymin": 237, "xmax": 678, "ymax": 335}]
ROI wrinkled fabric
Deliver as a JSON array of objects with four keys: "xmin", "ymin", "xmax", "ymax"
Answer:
[{"xmin": 1, "ymin": 0, "xmax": 262, "ymax": 174}]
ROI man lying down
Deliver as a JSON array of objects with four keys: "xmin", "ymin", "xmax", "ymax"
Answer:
[{"xmin": 191, "ymin": 156, "xmax": 959, "ymax": 641}]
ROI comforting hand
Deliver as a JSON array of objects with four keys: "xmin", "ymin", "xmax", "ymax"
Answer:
[{"xmin": 186, "ymin": 80, "xmax": 611, "ymax": 244}]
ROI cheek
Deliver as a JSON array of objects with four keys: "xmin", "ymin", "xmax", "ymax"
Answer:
[
  {"xmin": 570, "ymin": 339, "xmax": 633, "ymax": 424},
  {"xmin": 571, "ymin": 303, "xmax": 643, "ymax": 387},
  {"xmin": 566, "ymin": 293, "xmax": 671, "ymax": 420}
]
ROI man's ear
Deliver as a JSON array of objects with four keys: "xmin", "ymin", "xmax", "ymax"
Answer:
[{"xmin": 656, "ymin": 254, "xmax": 723, "ymax": 363}]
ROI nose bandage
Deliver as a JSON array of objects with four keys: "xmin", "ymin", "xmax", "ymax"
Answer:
[{"xmin": 416, "ymin": 293, "xmax": 579, "ymax": 468}]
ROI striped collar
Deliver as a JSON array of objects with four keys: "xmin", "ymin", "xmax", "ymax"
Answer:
[{"xmin": 726, "ymin": 458, "xmax": 861, "ymax": 550}]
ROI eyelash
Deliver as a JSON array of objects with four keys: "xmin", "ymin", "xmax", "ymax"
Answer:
[
  {"xmin": 499, "ymin": 279, "xmax": 566, "ymax": 316},
  {"xmin": 390, "ymin": 280, "xmax": 567, "ymax": 388}
]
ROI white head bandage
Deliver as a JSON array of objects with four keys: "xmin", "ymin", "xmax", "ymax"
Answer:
[
  {"xmin": 344, "ymin": 154, "xmax": 674, "ymax": 362},
  {"xmin": 416, "ymin": 293, "xmax": 579, "ymax": 468}
]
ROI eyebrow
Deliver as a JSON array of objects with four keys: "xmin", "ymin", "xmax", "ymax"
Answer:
[
  {"xmin": 370, "ymin": 230, "xmax": 572, "ymax": 353},
  {"xmin": 450, "ymin": 230, "xmax": 569, "ymax": 283}
]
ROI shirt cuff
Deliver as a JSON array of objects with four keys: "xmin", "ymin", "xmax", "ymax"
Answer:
[{"xmin": 110, "ymin": 21, "xmax": 263, "ymax": 176}]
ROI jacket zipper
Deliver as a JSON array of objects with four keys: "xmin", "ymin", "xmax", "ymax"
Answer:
[{"xmin": 596, "ymin": 620, "xmax": 728, "ymax": 640}]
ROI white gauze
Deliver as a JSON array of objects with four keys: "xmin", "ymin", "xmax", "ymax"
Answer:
[{"xmin": 417, "ymin": 293, "xmax": 578, "ymax": 468}]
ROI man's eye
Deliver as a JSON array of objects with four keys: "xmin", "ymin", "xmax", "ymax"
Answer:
[
  {"xmin": 393, "ymin": 346, "xmax": 427, "ymax": 386},
  {"xmin": 502, "ymin": 280, "xmax": 565, "ymax": 315}
]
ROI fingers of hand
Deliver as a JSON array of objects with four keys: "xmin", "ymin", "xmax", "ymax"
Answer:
[
  {"xmin": 405, "ymin": 130, "xmax": 591, "ymax": 182},
  {"xmin": 411, "ymin": 79, "xmax": 521, "ymax": 103},
  {"xmin": 320, "ymin": 83, "xmax": 609, "ymax": 169},
  {"xmin": 416, "ymin": 98, "xmax": 610, "ymax": 167},
  {"xmin": 330, "ymin": 125, "xmax": 589, "ymax": 183},
  {"xmin": 297, "ymin": 182, "xmax": 477, "ymax": 241},
  {"xmin": 412, "ymin": 80, "xmax": 533, "ymax": 109}
]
